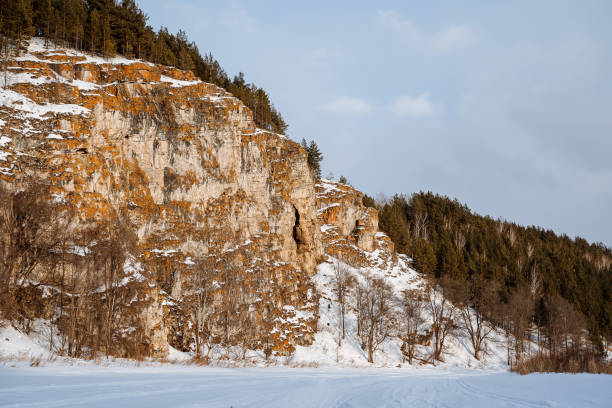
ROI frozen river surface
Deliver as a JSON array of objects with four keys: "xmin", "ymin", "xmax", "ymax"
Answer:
[{"xmin": 0, "ymin": 365, "xmax": 610, "ymax": 407}]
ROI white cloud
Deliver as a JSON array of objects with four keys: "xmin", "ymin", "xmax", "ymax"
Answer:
[
  {"xmin": 377, "ymin": 10, "xmax": 474, "ymax": 51},
  {"xmin": 377, "ymin": 10, "xmax": 422, "ymax": 40},
  {"xmin": 304, "ymin": 47, "xmax": 343, "ymax": 70},
  {"xmin": 433, "ymin": 25, "xmax": 474, "ymax": 50},
  {"xmin": 310, "ymin": 48, "xmax": 339, "ymax": 60},
  {"xmin": 390, "ymin": 94, "xmax": 434, "ymax": 117},
  {"xmin": 220, "ymin": 4, "xmax": 257, "ymax": 34},
  {"xmin": 325, "ymin": 97, "xmax": 372, "ymax": 114}
]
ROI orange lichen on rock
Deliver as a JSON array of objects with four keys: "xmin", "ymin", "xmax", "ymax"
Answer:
[
  {"xmin": 315, "ymin": 179, "xmax": 396, "ymax": 269},
  {"xmin": 1, "ymin": 39, "xmax": 396, "ymax": 359}
]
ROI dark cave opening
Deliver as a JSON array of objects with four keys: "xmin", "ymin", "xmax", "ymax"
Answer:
[{"xmin": 292, "ymin": 206, "xmax": 302, "ymax": 246}]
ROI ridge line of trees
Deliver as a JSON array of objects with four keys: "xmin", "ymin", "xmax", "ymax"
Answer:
[{"xmin": 368, "ymin": 191, "xmax": 612, "ymax": 362}]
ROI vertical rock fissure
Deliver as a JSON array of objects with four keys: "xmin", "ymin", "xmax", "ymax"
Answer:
[
  {"xmin": 293, "ymin": 206, "xmax": 302, "ymax": 248},
  {"xmin": 351, "ymin": 219, "xmax": 360, "ymax": 240}
]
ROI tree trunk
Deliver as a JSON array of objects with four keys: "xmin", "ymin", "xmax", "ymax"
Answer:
[
  {"xmin": 341, "ymin": 303, "xmax": 345, "ymax": 340},
  {"xmin": 367, "ymin": 325, "xmax": 374, "ymax": 363}
]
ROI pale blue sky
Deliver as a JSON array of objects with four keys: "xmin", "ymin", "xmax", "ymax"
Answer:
[{"xmin": 145, "ymin": 1, "xmax": 612, "ymax": 246}]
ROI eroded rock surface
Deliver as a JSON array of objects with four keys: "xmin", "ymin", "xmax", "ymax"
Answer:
[
  {"xmin": 0, "ymin": 40, "xmax": 399, "ymax": 358},
  {"xmin": 315, "ymin": 179, "xmax": 394, "ymax": 267}
]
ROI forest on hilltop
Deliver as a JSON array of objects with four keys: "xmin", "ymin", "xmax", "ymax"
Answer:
[
  {"xmin": 367, "ymin": 192, "xmax": 612, "ymax": 354},
  {"xmin": 0, "ymin": 0, "xmax": 287, "ymax": 133}
]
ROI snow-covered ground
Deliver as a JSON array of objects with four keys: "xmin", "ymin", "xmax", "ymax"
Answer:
[
  {"xmin": 298, "ymin": 257, "xmax": 512, "ymax": 369},
  {"xmin": 0, "ymin": 364, "xmax": 610, "ymax": 408},
  {"xmin": 4, "ymin": 316, "xmax": 603, "ymax": 408}
]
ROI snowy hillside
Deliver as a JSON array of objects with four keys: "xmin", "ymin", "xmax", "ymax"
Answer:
[{"xmin": 292, "ymin": 254, "xmax": 512, "ymax": 369}]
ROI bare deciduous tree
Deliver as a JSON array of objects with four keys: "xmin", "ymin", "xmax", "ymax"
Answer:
[
  {"xmin": 96, "ymin": 220, "xmax": 133, "ymax": 355},
  {"xmin": 0, "ymin": 183, "xmax": 70, "ymax": 323},
  {"xmin": 412, "ymin": 211, "xmax": 428, "ymax": 240},
  {"xmin": 236, "ymin": 307, "xmax": 256, "ymax": 361},
  {"xmin": 546, "ymin": 295, "xmax": 586, "ymax": 358},
  {"xmin": 189, "ymin": 258, "xmax": 215, "ymax": 359},
  {"xmin": 357, "ymin": 273, "xmax": 394, "ymax": 363},
  {"xmin": 426, "ymin": 280, "xmax": 457, "ymax": 363},
  {"xmin": 399, "ymin": 289, "xmax": 425, "ymax": 364},
  {"xmin": 447, "ymin": 277, "xmax": 498, "ymax": 360},
  {"xmin": 353, "ymin": 277, "xmax": 366, "ymax": 339},
  {"xmin": 1, "ymin": 32, "xmax": 11, "ymax": 89},
  {"xmin": 453, "ymin": 229, "xmax": 466, "ymax": 250},
  {"xmin": 217, "ymin": 257, "xmax": 243, "ymax": 356},
  {"xmin": 332, "ymin": 259, "xmax": 353, "ymax": 345},
  {"xmin": 505, "ymin": 287, "xmax": 535, "ymax": 364}
]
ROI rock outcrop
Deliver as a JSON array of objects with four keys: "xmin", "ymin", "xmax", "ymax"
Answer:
[
  {"xmin": 0, "ymin": 39, "xmax": 397, "ymax": 358},
  {"xmin": 315, "ymin": 179, "xmax": 394, "ymax": 268}
]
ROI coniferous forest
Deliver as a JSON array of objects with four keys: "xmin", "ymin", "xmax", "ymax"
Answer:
[
  {"xmin": 0, "ymin": 0, "xmax": 287, "ymax": 133},
  {"xmin": 370, "ymin": 192, "xmax": 612, "ymax": 356}
]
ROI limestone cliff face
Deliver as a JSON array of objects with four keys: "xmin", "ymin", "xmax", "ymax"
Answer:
[
  {"xmin": 1, "ymin": 40, "xmax": 400, "ymax": 359},
  {"xmin": 1, "ymin": 40, "xmax": 321, "ymax": 356},
  {"xmin": 315, "ymin": 180, "xmax": 394, "ymax": 268}
]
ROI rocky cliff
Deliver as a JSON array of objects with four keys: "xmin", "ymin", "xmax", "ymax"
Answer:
[{"xmin": 0, "ymin": 39, "xmax": 400, "ymax": 358}]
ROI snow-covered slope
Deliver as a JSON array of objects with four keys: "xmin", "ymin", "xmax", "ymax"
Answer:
[
  {"xmin": 293, "ymin": 255, "xmax": 511, "ymax": 369},
  {"xmin": 0, "ymin": 322, "xmax": 55, "ymax": 361}
]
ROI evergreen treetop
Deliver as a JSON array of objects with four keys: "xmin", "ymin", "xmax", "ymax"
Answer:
[{"xmin": 301, "ymin": 138, "xmax": 323, "ymax": 179}]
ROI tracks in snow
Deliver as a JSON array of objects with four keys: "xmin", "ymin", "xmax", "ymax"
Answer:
[{"xmin": 0, "ymin": 367, "xmax": 610, "ymax": 407}]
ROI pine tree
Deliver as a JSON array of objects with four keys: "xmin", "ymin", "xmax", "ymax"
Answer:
[
  {"xmin": 412, "ymin": 238, "xmax": 437, "ymax": 276},
  {"xmin": 16, "ymin": 0, "xmax": 34, "ymax": 53},
  {"xmin": 88, "ymin": 8, "xmax": 101, "ymax": 52},
  {"xmin": 439, "ymin": 239, "xmax": 464, "ymax": 280},
  {"xmin": 101, "ymin": 9, "xmax": 114, "ymax": 55},
  {"xmin": 68, "ymin": 0, "xmax": 87, "ymax": 49},
  {"xmin": 300, "ymin": 139, "xmax": 323, "ymax": 179},
  {"xmin": 363, "ymin": 194, "xmax": 376, "ymax": 209},
  {"xmin": 33, "ymin": 0, "xmax": 53, "ymax": 45}
]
